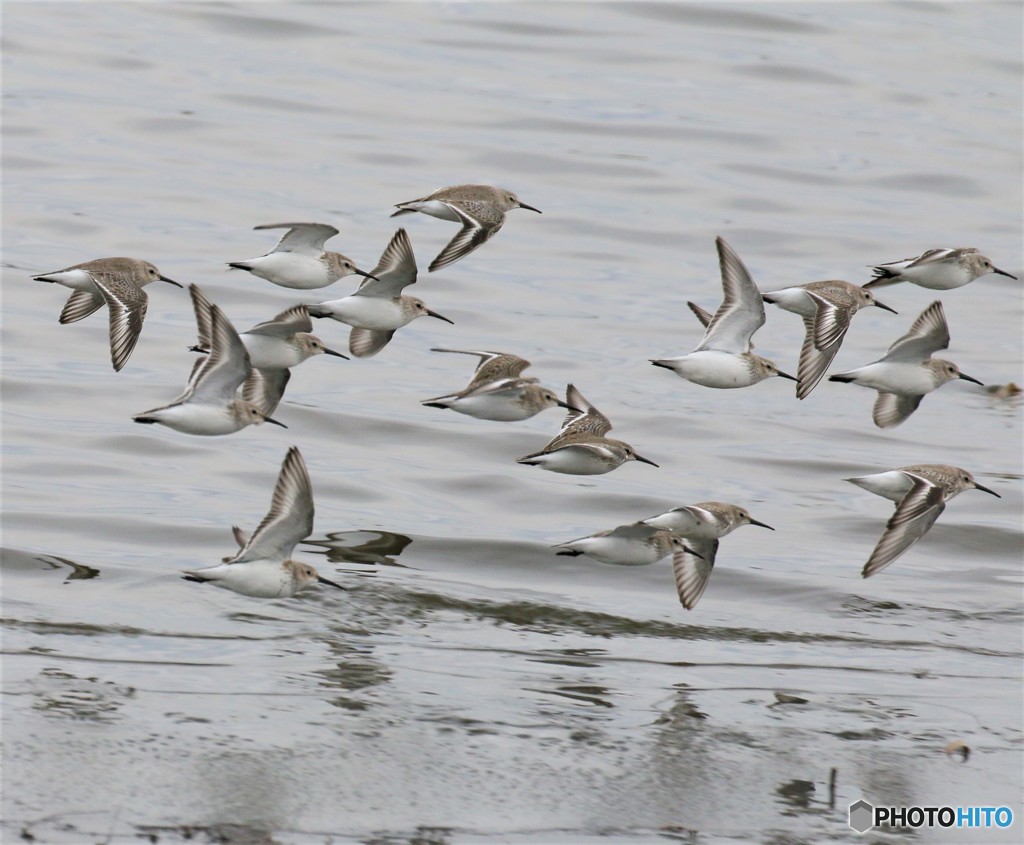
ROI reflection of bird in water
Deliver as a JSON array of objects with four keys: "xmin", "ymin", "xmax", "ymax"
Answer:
[
  {"xmin": 986, "ymin": 382, "xmax": 1021, "ymax": 400},
  {"xmin": 776, "ymin": 778, "xmax": 816, "ymax": 810},
  {"xmin": 39, "ymin": 554, "xmax": 100, "ymax": 582},
  {"xmin": 303, "ymin": 530, "xmax": 414, "ymax": 567}
]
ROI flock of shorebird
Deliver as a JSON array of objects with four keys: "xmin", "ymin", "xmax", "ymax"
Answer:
[{"xmin": 32, "ymin": 184, "xmax": 1014, "ymax": 605}]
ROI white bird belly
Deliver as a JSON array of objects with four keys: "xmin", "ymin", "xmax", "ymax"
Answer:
[
  {"xmin": 448, "ymin": 392, "xmax": 534, "ymax": 421},
  {"xmin": 763, "ymin": 288, "xmax": 816, "ymax": 316},
  {"xmin": 319, "ymin": 296, "xmax": 406, "ymax": 330},
  {"xmin": 665, "ymin": 351, "xmax": 759, "ymax": 388},
  {"xmin": 838, "ymin": 362, "xmax": 937, "ymax": 395},
  {"xmin": 36, "ymin": 268, "xmax": 100, "ymax": 293},
  {"xmin": 405, "ymin": 199, "xmax": 463, "ymax": 221},
  {"xmin": 532, "ymin": 445, "xmax": 618, "ymax": 475},
  {"xmin": 242, "ymin": 334, "xmax": 300, "ymax": 369},
  {"xmin": 847, "ymin": 470, "xmax": 915, "ymax": 502},
  {"xmin": 143, "ymin": 403, "xmax": 245, "ymax": 436},
  {"xmin": 898, "ymin": 264, "xmax": 967, "ymax": 289},
  {"xmin": 563, "ymin": 537, "xmax": 665, "ymax": 566},
  {"xmin": 243, "ymin": 253, "xmax": 329, "ymax": 289},
  {"xmin": 189, "ymin": 561, "xmax": 294, "ymax": 597}
]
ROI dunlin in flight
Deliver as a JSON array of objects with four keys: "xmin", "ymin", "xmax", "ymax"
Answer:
[
  {"xmin": 829, "ymin": 301, "xmax": 983, "ymax": 427},
  {"xmin": 762, "ymin": 280, "xmax": 896, "ymax": 399},
  {"xmin": 308, "ymin": 228, "xmax": 453, "ymax": 357},
  {"xmin": 133, "ymin": 285, "xmax": 287, "ymax": 435},
  {"xmin": 644, "ymin": 501, "xmax": 774, "ymax": 609},
  {"xmin": 651, "ymin": 237, "xmax": 796, "ymax": 389},
  {"xmin": 34, "ymin": 257, "xmax": 182, "ymax": 371},
  {"xmin": 555, "ymin": 521, "xmax": 699, "ymax": 566},
  {"xmin": 517, "ymin": 384, "xmax": 658, "ymax": 475},
  {"xmin": 183, "ymin": 446, "xmax": 346, "ymax": 597},
  {"xmin": 228, "ymin": 222, "xmax": 377, "ymax": 289},
  {"xmin": 391, "ymin": 184, "xmax": 541, "ymax": 272},
  {"xmin": 865, "ymin": 248, "xmax": 1016, "ymax": 290},
  {"xmin": 847, "ymin": 464, "xmax": 1000, "ymax": 578},
  {"xmin": 422, "ymin": 347, "xmax": 574, "ymax": 421}
]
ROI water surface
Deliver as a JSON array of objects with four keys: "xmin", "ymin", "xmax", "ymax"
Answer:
[{"xmin": 2, "ymin": 2, "xmax": 1021, "ymax": 843}]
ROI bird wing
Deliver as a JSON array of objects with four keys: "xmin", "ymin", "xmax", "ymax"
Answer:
[
  {"xmin": 672, "ymin": 538, "xmax": 719, "ymax": 610},
  {"xmin": 795, "ymin": 316, "xmax": 841, "ymax": 400},
  {"xmin": 862, "ymin": 476, "xmax": 946, "ymax": 578},
  {"xmin": 428, "ymin": 203, "xmax": 498, "ymax": 273},
  {"xmin": 255, "ymin": 222, "xmax": 338, "ymax": 255},
  {"xmin": 467, "ymin": 377, "xmax": 538, "ymax": 399},
  {"xmin": 90, "ymin": 273, "xmax": 149, "ymax": 372},
  {"xmin": 355, "ymin": 228, "xmax": 417, "ymax": 297},
  {"xmin": 468, "ymin": 354, "xmax": 532, "ymax": 387},
  {"xmin": 872, "ymin": 392, "xmax": 924, "ymax": 429},
  {"xmin": 189, "ymin": 302, "xmax": 251, "ymax": 403},
  {"xmin": 430, "ymin": 347, "xmax": 532, "ymax": 386},
  {"xmin": 687, "ymin": 301, "xmax": 713, "ymax": 329},
  {"xmin": 552, "ymin": 385, "xmax": 611, "ymax": 440},
  {"xmin": 243, "ymin": 367, "xmax": 291, "ymax": 417},
  {"xmin": 903, "ymin": 247, "xmax": 962, "ymax": 269},
  {"xmin": 228, "ymin": 447, "xmax": 314, "ymax": 563},
  {"xmin": 806, "ymin": 290, "xmax": 852, "ymax": 351},
  {"xmin": 695, "ymin": 236, "xmax": 766, "ymax": 353},
  {"xmin": 188, "ymin": 284, "xmax": 216, "ymax": 354},
  {"xmin": 349, "ymin": 327, "xmax": 396, "ymax": 358},
  {"xmin": 881, "ymin": 301, "xmax": 949, "ymax": 362},
  {"xmin": 246, "ymin": 304, "xmax": 313, "ymax": 338},
  {"xmin": 59, "ymin": 290, "xmax": 105, "ymax": 324},
  {"xmin": 607, "ymin": 521, "xmax": 662, "ymax": 541}
]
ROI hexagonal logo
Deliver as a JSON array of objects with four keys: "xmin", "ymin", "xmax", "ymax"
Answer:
[{"xmin": 849, "ymin": 799, "xmax": 875, "ymax": 834}]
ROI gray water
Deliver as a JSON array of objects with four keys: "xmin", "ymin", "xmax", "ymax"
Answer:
[{"xmin": 2, "ymin": 2, "xmax": 1022, "ymax": 843}]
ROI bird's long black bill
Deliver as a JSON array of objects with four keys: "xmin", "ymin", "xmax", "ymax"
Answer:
[
  {"xmin": 958, "ymin": 373, "xmax": 984, "ymax": 385},
  {"xmin": 874, "ymin": 300, "xmax": 898, "ymax": 314},
  {"xmin": 160, "ymin": 275, "xmax": 185, "ymax": 288},
  {"xmin": 355, "ymin": 268, "xmax": 380, "ymax": 282},
  {"xmin": 262, "ymin": 415, "xmax": 288, "ymax": 428},
  {"xmin": 557, "ymin": 400, "xmax": 585, "ymax": 411},
  {"xmin": 323, "ymin": 347, "xmax": 350, "ymax": 359},
  {"xmin": 992, "ymin": 267, "xmax": 1017, "ymax": 279},
  {"xmin": 776, "ymin": 370, "xmax": 799, "ymax": 382},
  {"xmin": 318, "ymin": 575, "xmax": 348, "ymax": 590},
  {"xmin": 427, "ymin": 309, "xmax": 455, "ymax": 324},
  {"xmin": 635, "ymin": 455, "xmax": 659, "ymax": 467},
  {"xmin": 974, "ymin": 482, "xmax": 1001, "ymax": 498},
  {"xmin": 519, "ymin": 202, "xmax": 542, "ymax": 213},
  {"xmin": 749, "ymin": 518, "xmax": 775, "ymax": 530}
]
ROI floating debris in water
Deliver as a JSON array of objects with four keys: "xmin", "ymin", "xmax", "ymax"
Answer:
[
  {"xmin": 985, "ymin": 382, "xmax": 1021, "ymax": 399},
  {"xmin": 944, "ymin": 739, "xmax": 970, "ymax": 761}
]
